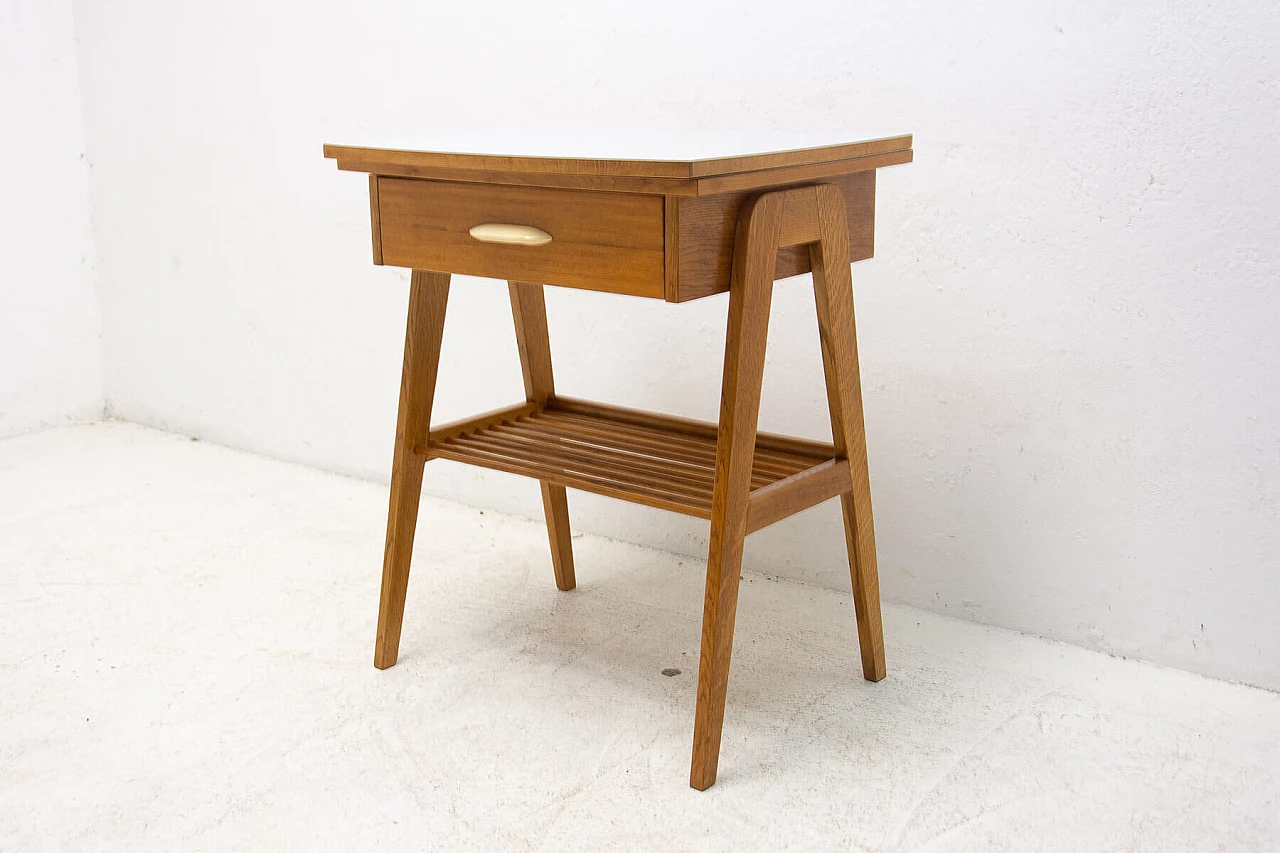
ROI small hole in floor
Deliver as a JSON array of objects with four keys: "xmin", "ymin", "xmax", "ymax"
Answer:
[{"xmin": 661, "ymin": 668, "xmax": 682, "ymax": 677}]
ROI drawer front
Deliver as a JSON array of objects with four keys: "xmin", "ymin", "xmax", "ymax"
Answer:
[{"xmin": 375, "ymin": 177, "xmax": 667, "ymax": 298}]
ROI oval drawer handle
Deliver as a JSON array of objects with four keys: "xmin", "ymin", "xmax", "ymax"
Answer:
[{"xmin": 468, "ymin": 223, "xmax": 553, "ymax": 246}]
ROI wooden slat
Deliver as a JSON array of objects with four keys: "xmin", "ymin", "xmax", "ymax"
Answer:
[
  {"xmin": 430, "ymin": 440, "xmax": 714, "ymax": 518},
  {"xmin": 549, "ymin": 396, "xmax": 836, "ymax": 460},
  {"xmin": 417, "ymin": 401, "xmax": 839, "ymax": 524},
  {"xmin": 539, "ymin": 410, "xmax": 806, "ymax": 478},
  {"xmin": 524, "ymin": 412, "xmax": 727, "ymax": 471},
  {"xmin": 492, "ymin": 421, "xmax": 735, "ymax": 490},
  {"xmin": 503, "ymin": 418, "xmax": 775, "ymax": 489},
  {"xmin": 456, "ymin": 431, "xmax": 713, "ymax": 502},
  {"xmin": 744, "ymin": 459, "xmax": 851, "ymax": 534},
  {"xmin": 524, "ymin": 413, "xmax": 787, "ymax": 489},
  {"xmin": 419, "ymin": 401, "xmax": 538, "ymax": 451}
]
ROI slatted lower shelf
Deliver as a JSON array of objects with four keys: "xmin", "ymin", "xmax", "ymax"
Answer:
[{"xmin": 422, "ymin": 398, "xmax": 840, "ymax": 520}]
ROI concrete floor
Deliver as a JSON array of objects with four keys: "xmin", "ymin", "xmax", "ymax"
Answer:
[{"xmin": 1, "ymin": 423, "xmax": 1277, "ymax": 852}]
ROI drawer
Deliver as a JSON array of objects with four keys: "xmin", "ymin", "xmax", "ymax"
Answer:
[{"xmin": 373, "ymin": 177, "xmax": 666, "ymax": 298}]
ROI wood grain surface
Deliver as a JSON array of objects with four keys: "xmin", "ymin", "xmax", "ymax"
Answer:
[
  {"xmin": 670, "ymin": 171, "xmax": 875, "ymax": 301},
  {"xmin": 377, "ymin": 178, "xmax": 665, "ymax": 297},
  {"xmin": 327, "ymin": 139, "xmax": 910, "ymax": 197},
  {"xmin": 509, "ymin": 281, "xmax": 576, "ymax": 591},
  {"xmin": 374, "ymin": 270, "xmax": 450, "ymax": 670},
  {"xmin": 326, "ymin": 135, "xmax": 910, "ymax": 181}
]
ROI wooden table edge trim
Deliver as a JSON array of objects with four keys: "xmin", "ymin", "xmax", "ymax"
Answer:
[
  {"xmin": 324, "ymin": 141, "xmax": 913, "ymax": 195},
  {"xmin": 322, "ymin": 135, "xmax": 912, "ymax": 180},
  {"xmin": 691, "ymin": 148, "xmax": 913, "ymax": 196},
  {"xmin": 688, "ymin": 135, "xmax": 912, "ymax": 177}
]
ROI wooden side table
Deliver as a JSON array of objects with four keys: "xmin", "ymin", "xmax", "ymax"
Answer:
[{"xmin": 325, "ymin": 136, "xmax": 913, "ymax": 789}]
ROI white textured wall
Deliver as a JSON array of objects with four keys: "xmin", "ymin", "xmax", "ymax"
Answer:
[
  {"xmin": 0, "ymin": 0, "xmax": 101, "ymax": 437},
  {"xmin": 73, "ymin": 0, "xmax": 1280, "ymax": 689}
]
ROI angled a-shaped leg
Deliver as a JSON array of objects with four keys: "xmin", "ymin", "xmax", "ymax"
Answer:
[
  {"xmin": 809, "ymin": 185, "xmax": 886, "ymax": 682},
  {"xmin": 375, "ymin": 270, "xmax": 451, "ymax": 669},
  {"xmin": 509, "ymin": 280, "xmax": 576, "ymax": 591},
  {"xmin": 688, "ymin": 182, "xmax": 887, "ymax": 788},
  {"xmin": 689, "ymin": 192, "xmax": 785, "ymax": 790}
]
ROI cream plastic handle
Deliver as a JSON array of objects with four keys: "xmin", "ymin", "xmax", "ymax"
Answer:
[{"xmin": 468, "ymin": 223, "xmax": 553, "ymax": 246}]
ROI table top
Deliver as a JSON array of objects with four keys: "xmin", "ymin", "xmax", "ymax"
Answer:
[{"xmin": 324, "ymin": 135, "xmax": 913, "ymax": 195}]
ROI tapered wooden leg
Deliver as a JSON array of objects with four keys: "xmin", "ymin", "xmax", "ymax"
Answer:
[
  {"xmin": 809, "ymin": 185, "xmax": 886, "ymax": 682},
  {"xmin": 689, "ymin": 193, "xmax": 784, "ymax": 790},
  {"xmin": 375, "ymin": 270, "xmax": 450, "ymax": 670},
  {"xmin": 509, "ymin": 281, "xmax": 576, "ymax": 591},
  {"xmin": 538, "ymin": 482, "xmax": 575, "ymax": 591}
]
